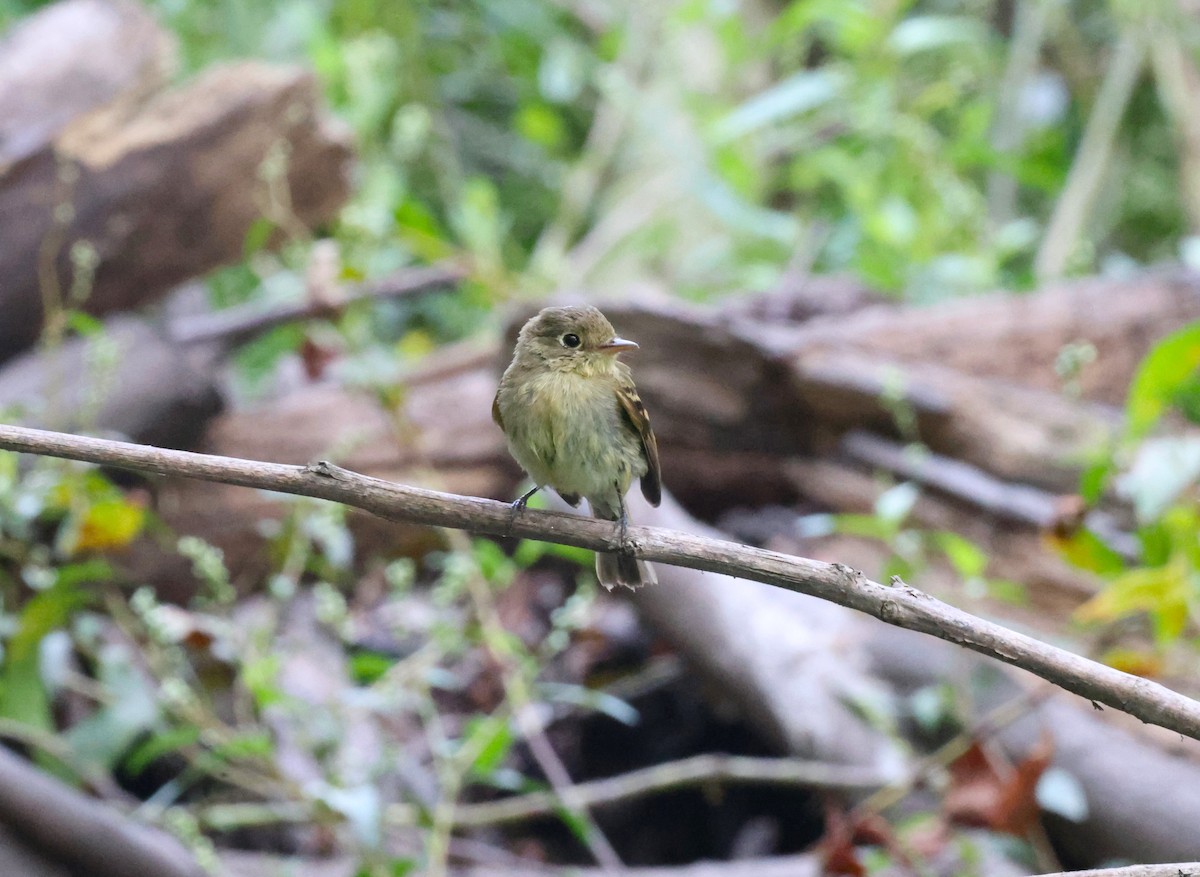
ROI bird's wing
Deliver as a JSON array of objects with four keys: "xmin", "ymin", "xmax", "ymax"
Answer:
[
  {"xmin": 616, "ymin": 373, "xmax": 661, "ymax": 507},
  {"xmin": 491, "ymin": 391, "xmax": 505, "ymax": 432}
]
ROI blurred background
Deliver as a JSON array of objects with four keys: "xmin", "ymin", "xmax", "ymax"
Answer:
[{"xmin": 3, "ymin": 0, "xmax": 1200, "ymax": 875}]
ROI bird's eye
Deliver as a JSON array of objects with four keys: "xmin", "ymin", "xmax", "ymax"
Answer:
[{"xmin": 561, "ymin": 333, "xmax": 581, "ymax": 348}]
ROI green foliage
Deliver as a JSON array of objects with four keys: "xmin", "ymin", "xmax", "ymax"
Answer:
[
  {"xmin": 1125, "ymin": 322, "xmax": 1200, "ymax": 440},
  {"xmin": 826, "ymin": 480, "xmax": 1019, "ymax": 603},
  {"xmin": 0, "ymin": 570, "xmax": 94, "ymax": 729},
  {"xmin": 1, "ymin": 0, "xmax": 1194, "ymax": 304},
  {"xmin": 1067, "ymin": 323, "xmax": 1200, "ymax": 656}
]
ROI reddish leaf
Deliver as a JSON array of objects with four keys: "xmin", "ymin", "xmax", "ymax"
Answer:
[
  {"xmin": 299, "ymin": 335, "xmax": 339, "ymax": 380},
  {"xmin": 850, "ymin": 812, "xmax": 893, "ymax": 847},
  {"xmin": 817, "ymin": 806, "xmax": 865, "ymax": 877},
  {"xmin": 815, "ymin": 804, "xmax": 904, "ymax": 876},
  {"xmin": 944, "ymin": 741, "xmax": 998, "ymax": 828},
  {"xmin": 945, "ymin": 737, "xmax": 1053, "ymax": 835},
  {"xmin": 993, "ymin": 736, "xmax": 1052, "ymax": 835}
]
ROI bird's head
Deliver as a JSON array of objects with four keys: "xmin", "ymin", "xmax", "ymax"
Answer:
[{"xmin": 513, "ymin": 305, "xmax": 639, "ymax": 373}]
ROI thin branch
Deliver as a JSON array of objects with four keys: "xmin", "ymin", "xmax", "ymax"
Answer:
[
  {"xmin": 852, "ymin": 685, "xmax": 1052, "ymax": 819},
  {"xmin": 840, "ymin": 430, "xmax": 1138, "ymax": 558},
  {"xmin": 1035, "ymin": 29, "xmax": 1145, "ymax": 281},
  {"xmin": 197, "ymin": 753, "xmax": 885, "ymax": 832},
  {"xmin": 167, "ymin": 262, "xmax": 465, "ymax": 347},
  {"xmin": 987, "ymin": 0, "xmax": 1054, "ymax": 225},
  {"xmin": 1149, "ymin": 14, "xmax": 1200, "ymax": 232},
  {"xmin": 1, "ymin": 423, "xmax": 1200, "ymax": 742},
  {"xmin": 436, "ymin": 754, "xmax": 888, "ymax": 829},
  {"xmin": 1033, "ymin": 866, "xmax": 1200, "ymax": 877}
]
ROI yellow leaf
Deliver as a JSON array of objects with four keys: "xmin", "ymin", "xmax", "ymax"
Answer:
[
  {"xmin": 74, "ymin": 499, "xmax": 146, "ymax": 552},
  {"xmin": 1074, "ymin": 561, "xmax": 1185, "ymax": 624},
  {"xmin": 1100, "ymin": 648, "xmax": 1164, "ymax": 678},
  {"xmin": 396, "ymin": 328, "xmax": 436, "ymax": 360}
]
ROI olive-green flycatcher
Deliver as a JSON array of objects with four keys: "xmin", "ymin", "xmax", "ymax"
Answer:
[{"xmin": 493, "ymin": 305, "xmax": 661, "ymax": 589}]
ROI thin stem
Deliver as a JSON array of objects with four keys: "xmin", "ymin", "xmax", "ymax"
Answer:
[
  {"xmin": 453, "ymin": 528, "xmax": 624, "ymax": 871},
  {"xmin": 988, "ymin": 0, "xmax": 1056, "ymax": 225},
  {"xmin": 196, "ymin": 752, "xmax": 888, "ymax": 832},
  {"xmin": 1035, "ymin": 28, "xmax": 1145, "ymax": 280}
]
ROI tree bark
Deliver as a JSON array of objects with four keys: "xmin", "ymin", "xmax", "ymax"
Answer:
[{"xmin": 0, "ymin": 22, "xmax": 353, "ymax": 361}]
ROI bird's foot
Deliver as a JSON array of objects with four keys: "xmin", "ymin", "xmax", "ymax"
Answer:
[{"xmin": 507, "ymin": 485, "xmax": 540, "ymax": 536}]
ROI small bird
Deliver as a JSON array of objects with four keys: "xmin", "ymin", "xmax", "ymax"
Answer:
[{"xmin": 493, "ymin": 305, "xmax": 661, "ymax": 589}]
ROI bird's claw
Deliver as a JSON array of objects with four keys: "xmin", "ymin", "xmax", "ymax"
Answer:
[{"xmin": 507, "ymin": 486, "xmax": 539, "ymax": 536}]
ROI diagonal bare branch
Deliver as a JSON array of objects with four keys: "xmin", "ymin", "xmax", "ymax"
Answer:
[{"xmin": 0, "ymin": 422, "xmax": 1198, "ymax": 742}]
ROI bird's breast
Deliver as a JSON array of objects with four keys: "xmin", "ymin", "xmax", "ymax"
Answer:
[{"xmin": 499, "ymin": 369, "xmax": 644, "ymax": 501}]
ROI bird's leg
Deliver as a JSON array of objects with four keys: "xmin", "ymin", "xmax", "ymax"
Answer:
[
  {"xmin": 615, "ymin": 487, "xmax": 632, "ymax": 555},
  {"xmin": 507, "ymin": 485, "xmax": 540, "ymax": 536},
  {"xmin": 512, "ymin": 485, "xmax": 540, "ymax": 512}
]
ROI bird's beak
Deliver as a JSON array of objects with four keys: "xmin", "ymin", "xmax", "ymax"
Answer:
[{"xmin": 597, "ymin": 337, "xmax": 639, "ymax": 355}]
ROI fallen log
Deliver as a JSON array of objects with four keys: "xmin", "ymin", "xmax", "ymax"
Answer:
[
  {"xmin": 598, "ymin": 303, "xmax": 1122, "ymax": 495},
  {"xmin": 0, "ymin": 315, "xmax": 224, "ymax": 450},
  {"xmin": 0, "ymin": 0, "xmax": 173, "ymax": 169},
  {"xmin": 0, "ymin": 745, "xmax": 203, "ymax": 877},
  {"xmin": 742, "ymin": 270, "xmax": 1200, "ymax": 405},
  {"xmin": 0, "ymin": 37, "xmax": 353, "ymax": 361}
]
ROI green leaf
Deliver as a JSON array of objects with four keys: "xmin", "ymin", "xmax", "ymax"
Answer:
[
  {"xmin": 242, "ymin": 217, "xmax": 277, "ymax": 259},
  {"xmin": 1076, "ymin": 560, "xmax": 1189, "ymax": 644},
  {"xmin": 0, "ymin": 651, "xmax": 50, "ymax": 730},
  {"xmin": 472, "ymin": 539, "xmax": 514, "ymax": 584},
  {"xmin": 519, "ymin": 538, "xmax": 592, "ymax": 569},
  {"xmin": 553, "ymin": 802, "xmax": 593, "ymax": 847},
  {"xmin": 350, "ymin": 651, "xmax": 396, "ymax": 685},
  {"xmin": 71, "ymin": 497, "xmax": 146, "ymax": 552},
  {"xmin": 832, "ymin": 513, "xmax": 895, "ymax": 540},
  {"xmin": 212, "ymin": 730, "xmax": 274, "ymax": 761},
  {"xmin": 714, "ymin": 69, "xmax": 843, "ymax": 141},
  {"xmin": 931, "ymin": 531, "xmax": 987, "ymax": 579},
  {"xmin": 1079, "ymin": 456, "xmax": 1114, "ymax": 504},
  {"xmin": 512, "ymin": 539, "xmax": 548, "ymax": 568},
  {"xmin": 65, "ymin": 650, "xmax": 160, "ymax": 770},
  {"xmin": 124, "ymin": 726, "xmax": 202, "ymax": 776},
  {"xmin": 986, "ymin": 578, "xmax": 1029, "ymax": 606},
  {"xmin": 516, "ymin": 103, "xmax": 566, "ymax": 149},
  {"xmin": 1126, "ymin": 322, "xmax": 1200, "ymax": 439},
  {"xmin": 0, "ymin": 573, "xmax": 93, "ymax": 727},
  {"xmin": 461, "ymin": 715, "xmax": 514, "ymax": 777},
  {"xmin": 1053, "ymin": 529, "xmax": 1127, "ymax": 575},
  {"xmin": 64, "ymin": 312, "xmax": 105, "ymax": 336}
]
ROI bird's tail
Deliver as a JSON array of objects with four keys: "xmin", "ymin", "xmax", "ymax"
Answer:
[{"xmin": 591, "ymin": 501, "xmax": 656, "ymax": 591}]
